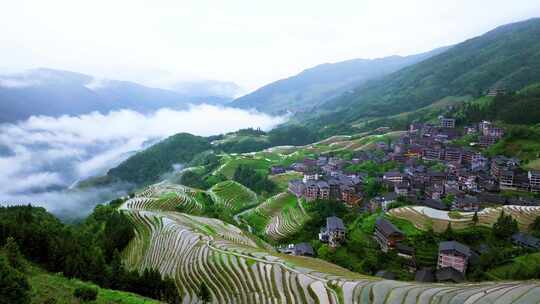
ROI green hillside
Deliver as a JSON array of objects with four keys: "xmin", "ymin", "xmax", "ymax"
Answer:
[
  {"xmin": 28, "ymin": 266, "xmax": 161, "ymax": 304},
  {"xmin": 314, "ymin": 18, "xmax": 540, "ymax": 127},
  {"xmin": 232, "ymin": 47, "xmax": 448, "ymax": 114},
  {"xmin": 107, "ymin": 133, "xmax": 212, "ymax": 186}
]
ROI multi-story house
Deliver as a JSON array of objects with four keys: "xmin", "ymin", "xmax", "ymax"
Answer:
[
  {"xmin": 303, "ymin": 173, "xmax": 320, "ymax": 183},
  {"xmin": 374, "ymin": 218, "xmax": 405, "ymax": 252},
  {"xmin": 479, "ymin": 135, "xmax": 499, "ymax": 147},
  {"xmin": 340, "ymin": 185, "xmax": 362, "ymax": 206},
  {"xmin": 288, "ymin": 180, "xmax": 305, "ymax": 197},
  {"xmin": 457, "ymin": 172, "xmax": 478, "ymax": 192},
  {"xmin": 317, "ymin": 181, "xmax": 330, "ymax": 200},
  {"xmin": 499, "ymin": 170, "xmax": 515, "ymax": 190},
  {"xmin": 405, "ymin": 145, "xmax": 424, "ymax": 158},
  {"xmin": 464, "ymin": 126, "xmax": 477, "ymax": 135},
  {"xmin": 439, "ymin": 116, "xmax": 456, "ymax": 128},
  {"xmin": 486, "ymin": 127, "xmax": 504, "ymax": 138},
  {"xmin": 423, "ymin": 147, "xmax": 443, "ymax": 161},
  {"xmin": 394, "ymin": 182, "xmax": 409, "ymax": 196},
  {"xmin": 327, "ymin": 179, "xmax": 342, "ymax": 200},
  {"xmin": 529, "ymin": 171, "xmax": 540, "ymax": 192},
  {"xmin": 304, "ymin": 181, "xmax": 319, "ymax": 201},
  {"xmin": 319, "ymin": 216, "xmax": 346, "ymax": 247},
  {"xmin": 470, "ymin": 153, "xmax": 488, "ymax": 171},
  {"xmin": 490, "ymin": 156, "xmax": 518, "ymax": 179},
  {"xmin": 328, "ymin": 157, "xmax": 345, "ymax": 169},
  {"xmin": 479, "ymin": 120, "xmax": 492, "ymax": 134},
  {"xmin": 437, "ymin": 241, "xmax": 471, "ymax": 274},
  {"xmin": 426, "ymin": 183, "xmax": 444, "ymax": 200},
  {"xmin": 444, "ymin": 148, "xmax": 462, "ymax": 164},
  {"xmin": 429, "ymin": 172, "xmax": 447, "ymax": 184},
  {"xmin": 383, "ymin": 172, "xmax": 404, "ymax": 183},
  {"xmin": 453, "ymin": 195, "xmax": 479, "ymax": 211}
]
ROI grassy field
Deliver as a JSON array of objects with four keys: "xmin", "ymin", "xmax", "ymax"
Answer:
[{"xmin": 28, "ymin": 267, "xmax": 160, "ymax": 304}]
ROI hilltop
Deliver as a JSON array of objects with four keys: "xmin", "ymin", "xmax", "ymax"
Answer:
[
  {"xmin": 304, "ymin": 18, "xmax": 540, "ymax": 128},
  {"xmin": 231, "ymin": 47, "xmax": 449, "ymax": 114}
]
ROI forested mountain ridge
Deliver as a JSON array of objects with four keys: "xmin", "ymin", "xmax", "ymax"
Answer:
[
  {"xmin": 311, "ymin": 17, "xmax": 540, "ymax": 126},
  {"xmin": 231, "ymin": 47, "xmax": 450, "ymax": 114}
]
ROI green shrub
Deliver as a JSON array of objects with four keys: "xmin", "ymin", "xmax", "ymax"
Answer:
[{"xmin": 73, "ymin": 286, "xmax": 98, "ymax": 302}]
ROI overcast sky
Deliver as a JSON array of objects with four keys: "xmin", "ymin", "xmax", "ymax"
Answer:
[{"xmin": 1, "ymin": 0, "xmax": 539, "ymax": 91}]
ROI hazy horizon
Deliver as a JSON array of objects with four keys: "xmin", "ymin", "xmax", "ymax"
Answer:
[{"xmin": 1, "ymin": 1, "xmax": 539, "ymax": 92}]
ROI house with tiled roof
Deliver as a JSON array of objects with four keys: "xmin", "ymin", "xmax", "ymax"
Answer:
[{"xmin": 374, "ymin": 217, "xmax": 405, "ymax": 252}]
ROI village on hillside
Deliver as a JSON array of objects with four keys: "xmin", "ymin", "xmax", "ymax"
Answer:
[{"xmin": 273, "ymin": 111, "xmax": 540, "ymax": 283}]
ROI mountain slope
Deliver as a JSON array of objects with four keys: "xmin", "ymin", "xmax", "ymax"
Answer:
[
  {"xmin": 231, "ymin": 47, "xmax": 450, "ymax": 114},
  {"xmin": 119, "ymin": 190, "xmax": 540, "ymax": 303},
  {"xmin": 318, "ymin": 18, "xmax": 540, "ymax": 124},
  {"xmin": 106, "ymin": 133, "xmax": 212, "ymax": 186},
  {"xmin": 0, "ymin": 68, "xmax": 237, "ymax": 123}
]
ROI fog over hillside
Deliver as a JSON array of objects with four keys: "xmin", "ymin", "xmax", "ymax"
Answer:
[{"xmin": 0, "ymin": 105, "xmax": 286, "ymax": 218}]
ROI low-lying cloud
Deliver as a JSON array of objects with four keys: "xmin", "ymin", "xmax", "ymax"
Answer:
[{"xmin": 0, "ymin": 105, "xmax": 286, "ymax": 218}]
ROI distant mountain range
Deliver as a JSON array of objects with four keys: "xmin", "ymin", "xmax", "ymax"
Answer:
[
  {"xmin": 231, "ymin": 47, "xmax": 450, "ymax": 114},
  {"xmin": 311, "ymin": 18, "xmax": 540, "ymax": 126},
  {"xmin": 0, "ymin": 68, "xmax": 239, "ymax": 123}
]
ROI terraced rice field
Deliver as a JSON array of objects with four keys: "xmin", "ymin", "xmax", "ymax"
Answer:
[
  {"xmin": 241, "ymin": 193, "xmax": 309, "ymax": 241},
  {"xmin": 123, "ymin": 181, "xmax": 204, "ymax": 214},
  {"xmin": 120, "ymin": 198, "xmax": 540, "ymax": 303},
  {"xmin": 213, "ymin": 156, "xmax": 273, "ymax": 179},
  {"xmin": 208, "ymin": 180, "xmax": 258, "ymax": 212},
  {"xmin": 389, "ymin": 205, "xmax": 540, "ymax": 233}
]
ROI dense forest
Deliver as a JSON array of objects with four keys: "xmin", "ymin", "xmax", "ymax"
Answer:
[
  {"xmin": 0, "ymin": 203, "xmax": 180, "ymax": 303},
  {"xmin": 455, "ymin": 84, "xmax": 540, "ymax": 125},
  {"xmin": 107, "ymin": 133, "xmax": 211, "ymax": 185}
]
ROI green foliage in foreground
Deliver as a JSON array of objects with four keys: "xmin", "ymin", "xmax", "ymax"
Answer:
[
  {"xmin": 0, "ymin": 255, "xmax": 30, "ymax": 304},
  {"xmin": 27, "ymin": 265, "xmax": 161, "ymax": 304},
  {"xmin": 487, "ymin": 253, "xmax": 540, "ymax": 280},
  {"xmin": 0, "ymin": 204, "xmax": 179, "ymax": 303}
]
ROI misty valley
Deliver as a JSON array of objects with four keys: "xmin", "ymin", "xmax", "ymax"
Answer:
[{"xmin": 2, "ymin": 5, "xmax": 540, "ymax": 304}]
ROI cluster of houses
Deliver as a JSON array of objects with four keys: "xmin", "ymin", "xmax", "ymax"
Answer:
[
  {"xmin": 368, "ymin": 118, "xmax": 540, "ymax": 213},
  {"xmin": 280, "ymin": 156, "xmax": 365, "ymax": 206},
  {"xmin": 276, "ymin": 115, "xmax": 540, "ymax": 281},
  {"xmin": 373, "ymin": 217, "xmax": 540, "ymax": 282},
  {"xmin": 276, "ymin": 117, "xmax": 539, "ymax": 215},
  {"xmin": 280, "ymin": 212, "xmax": 540, "ymax": 282},
  {"xmin": 372, "ymin": 216, "xmax": 474, "ymax": 282}
]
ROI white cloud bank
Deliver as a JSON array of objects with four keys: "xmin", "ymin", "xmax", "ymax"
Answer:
[{"xmin": 0, "ymin": 105, "xmax": 286, "ymax": 217}]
